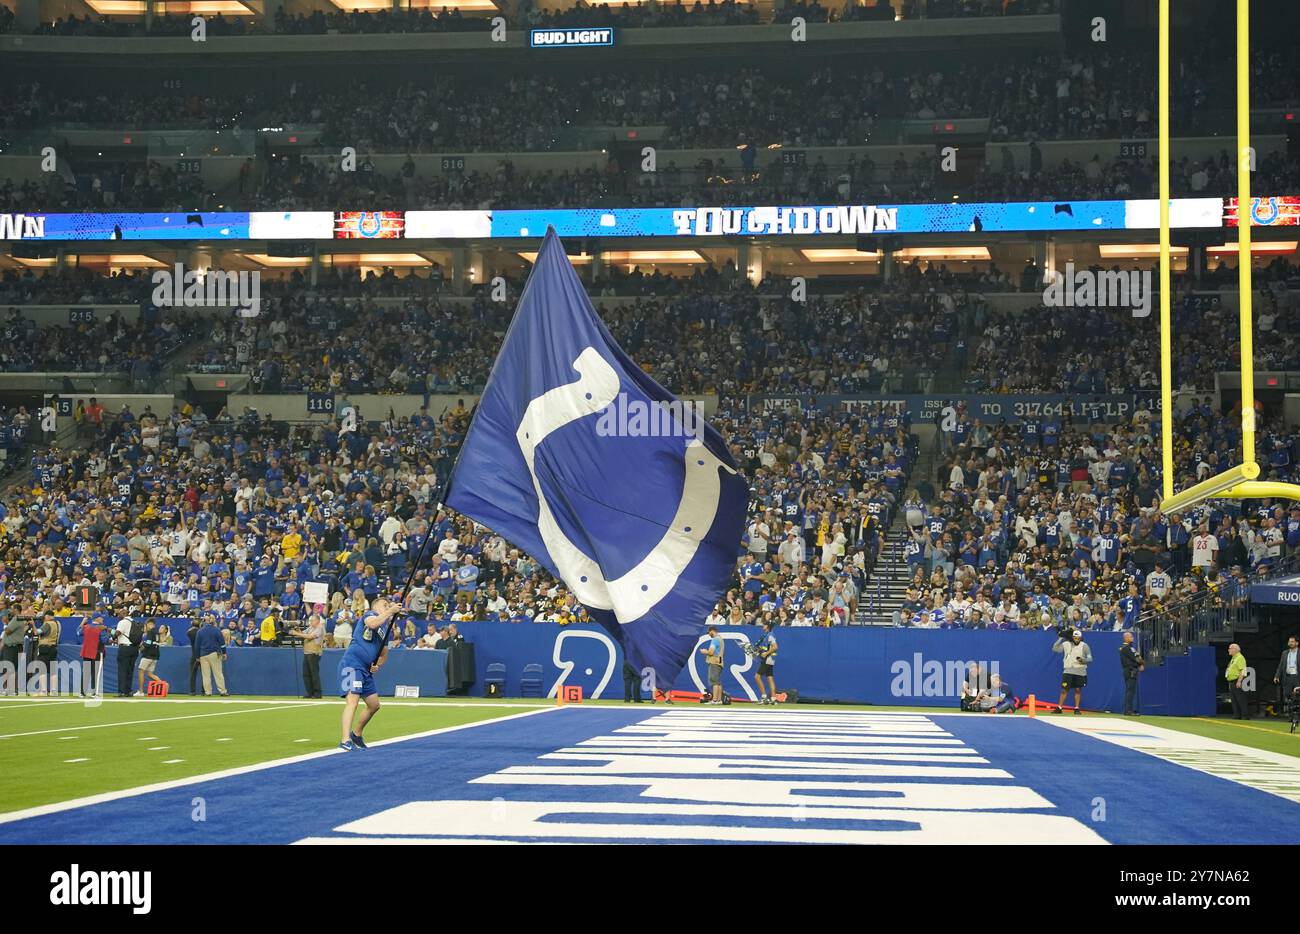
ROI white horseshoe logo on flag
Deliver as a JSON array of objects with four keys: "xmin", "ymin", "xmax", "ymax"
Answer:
[{"xmin": 516, "ymin": 347, "xmax": 734, "ymax": 623}]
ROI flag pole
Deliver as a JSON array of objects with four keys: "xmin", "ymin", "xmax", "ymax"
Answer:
[
  {"xmin": 395, "ymin": 227, "xmax": 559, "ymax": 607},
  {"xmin": 395, "ymin": 403, "xmax": 476, "ymax": 606}
]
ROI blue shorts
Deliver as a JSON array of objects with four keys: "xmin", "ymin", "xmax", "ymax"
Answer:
[{"xmin": 339, "ymin": 661, "xmax": 376, "ymax": 698}]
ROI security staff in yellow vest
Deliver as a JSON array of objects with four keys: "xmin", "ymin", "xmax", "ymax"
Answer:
[
  {"xmin": 1226, "ymin": 643, "xmax": 1250, "ymax": 720},
  {"xmin": 33, "ymin": 612, "xmax": 61, "ymax": 696},
  {"xmin": 290, "ymin": 612, "xmax": 325, "ymax": 699}
]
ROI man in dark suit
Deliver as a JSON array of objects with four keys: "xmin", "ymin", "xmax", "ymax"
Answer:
[
  {"xmin": 187, "ymin": 619, "xmax": 202, "ymax": 694},
  {"xmin": 1119, "ymin": 630, "xmax": 1145, "ymax": 715},
  {"xmin": 1273, "ymin": 635, "xmax": 1300, "ymax": 715}
]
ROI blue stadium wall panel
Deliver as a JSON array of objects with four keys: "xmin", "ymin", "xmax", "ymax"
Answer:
[
  {"xmin": 49, "ymin": 623, "xmax": 1213, "ymax": 714},
  {"xmin": 66, "ymin": 646, "xmax": 448, "ymax": 698},
  {"xmin": 454, "ymin": 623, "xmax": 1216, "ymax": 715}
]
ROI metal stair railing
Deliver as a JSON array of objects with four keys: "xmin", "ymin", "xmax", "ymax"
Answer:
[{"xmin": 1136, "ymin": 552, "xmax": 1300, "ymax": 665}]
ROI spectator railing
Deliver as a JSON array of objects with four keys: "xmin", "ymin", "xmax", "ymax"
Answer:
[{"xmin": 1135, "ymin": 553, "xmax": 1300, "ymax": 665}]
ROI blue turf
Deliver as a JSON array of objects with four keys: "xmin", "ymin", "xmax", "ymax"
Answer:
[{"xmin": 1, "ymin": 708, "xmax": 1296, "ymax": 844}]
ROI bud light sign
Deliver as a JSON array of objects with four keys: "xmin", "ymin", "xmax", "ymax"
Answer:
[{"xmin": 530, "ymin": 27, "xmax": 615, "ymax": 48}]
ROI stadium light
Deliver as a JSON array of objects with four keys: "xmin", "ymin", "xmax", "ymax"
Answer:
[{"xmin": 1158, "ymin": 463, "xmax": 1260, "ymax": 516}]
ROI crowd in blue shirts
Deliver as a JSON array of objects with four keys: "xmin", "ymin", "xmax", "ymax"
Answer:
[
  {"xmin": 0, "ymin": 386, "xmax": 1297, "ymax": 637},
  {"xmin": 888, "ymin": 397, "xmax": 1299, "ymax": 631}
]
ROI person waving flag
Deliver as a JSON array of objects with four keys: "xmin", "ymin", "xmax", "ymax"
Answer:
[{"xmin": 445, "ymin": 228, "xmax": 747, "ymax": 690}]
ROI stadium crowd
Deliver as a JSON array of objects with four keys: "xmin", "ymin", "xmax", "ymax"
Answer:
[
  {"xmin": 0, "ymin": 304, "xmax": 199, "ymax": 378},
  {"xmin": 885, "ymin": 398, "xmax": 1300, "ymax": 632},
  {"xmin": 184, "ymin": 279, "xmax": 949, "ymax": 395},
  {"xmin": 6, "ymin": 260, "xmax": 1299, "ymax": 401},
  {"xmin": 4, "ymin": 38, "xmax": 1276, "ymax": 148},
  {"xmin": 964, "ymin": 270, "xmax": 1300, "ymax": 394},
  {"xmin": 0, "ymin": 387, "xmax": 922, "ymax": 643},
  {"xmin": 14, "ymin": 0, "xmax": 1055, "ymax": 38},
  {"xmin": 0, "ymin": 384, "xmax": 1295, "ymax": 645}
]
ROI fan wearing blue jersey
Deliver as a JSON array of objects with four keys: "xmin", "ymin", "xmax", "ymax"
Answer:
[{"xmin": 338, "ymin": 596, "xmax": 404, "ymax": 751}]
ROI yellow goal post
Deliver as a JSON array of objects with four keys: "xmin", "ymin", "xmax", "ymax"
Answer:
[{"xmin": 1157, "ymin": 0, "xmax": 1300, "ymax": 515}]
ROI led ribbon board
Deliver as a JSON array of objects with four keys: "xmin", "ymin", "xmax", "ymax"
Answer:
[{"xmin": 0, "ymin": 196, "xmax": 1288, "ymax": 241}]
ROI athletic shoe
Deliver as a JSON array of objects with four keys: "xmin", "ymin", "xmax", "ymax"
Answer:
[
  {"xmin": 132, "ymin": 691, "xmax": 143, "ymax": 697},
  {"xmin": 1053, "ymin": 707, "xmax": 1063, "ymax": 714},
  {"xmin": 1073, "ymin": 708, "xmax": 1082, "ymax": 715},
  {"xmin": 349, "ymin": 731, "xmax": 368, "ymax": 749},
  {"xmin": 338, "ymin": 740, "xmax": 355, "ymax": 752}
]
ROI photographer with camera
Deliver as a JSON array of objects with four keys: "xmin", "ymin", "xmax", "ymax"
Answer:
[
  {"xmin": 32, "ymin": 612, "xmax": 62, "ymax": 696},
  {"xmin": 1053, "ymin": 627, "xmax": 1092, "ymax": 715},
  {"xmin": 751, "ymin": 620, "xmax": 779, "ymax": 705},
  {"xmin": 289, "ymin": 611, "xmax": 325, "ymax": 699},
  {"xmin": 977, "ymin": 673, "xmax": 1016, "ymax": 714}
]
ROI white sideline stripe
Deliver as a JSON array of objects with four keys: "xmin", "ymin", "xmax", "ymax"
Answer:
[
  {"xmin": 148, "ymin": 747, "xmax": 169, "ymax": 751},
  {"xmin": 0, "ymin": 696, "xmax": 553, "ymax": 710},
  {"xmin": 1039, "ymin": 715, "xmax": 1300, "ymax": 802},
  {"xmin": 161, "ymin": 760, "xmax": 184, "ymax": 765},
  {"xmin": 0, "ymin": 706, "xmax": 559, "ymax": 826},
  {"xmin": 63, "ymin": 758, "xmax": 89, "ymax": 764},
  {"xmin": 0, "ymin": 705, "xmax": 306, "ymax": 740}
]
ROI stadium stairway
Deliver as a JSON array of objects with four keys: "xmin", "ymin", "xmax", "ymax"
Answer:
[
  {"xmin": 854, "ymin": 443, "xmax": 939, "ymax": 626},
  {"xmin": 855, "ymin": 514, "xmax": 913, "ymax": 626}
]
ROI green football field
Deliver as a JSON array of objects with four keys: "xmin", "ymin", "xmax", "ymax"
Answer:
[
  {"xmin": 0, "ymin": 695, "xmax": 1296, "ymax": 816},
  {"xmin": 0, "ymin": 696, "xmax": 550, "ymax": 814}
]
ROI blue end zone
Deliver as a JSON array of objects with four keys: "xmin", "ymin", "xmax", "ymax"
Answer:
[
  {"xmin": 937, "ymin": 717, "xmax": 1296, "ymax": 845},
  {"xmin": 1, "ymin": 709, "xmax": 1296, "ymax": 844}
]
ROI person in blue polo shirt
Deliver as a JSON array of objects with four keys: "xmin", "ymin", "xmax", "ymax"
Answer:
[{"xmin": 338, "ymin": 596, "xmax": 404, "ymax": 751}]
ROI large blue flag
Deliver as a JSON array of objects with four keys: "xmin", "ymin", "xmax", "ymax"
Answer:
[{"xmin": 445, "ymin": 229, "xmax": 748, "ymax": 688}]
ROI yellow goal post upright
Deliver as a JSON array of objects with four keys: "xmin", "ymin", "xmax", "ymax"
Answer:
[{"xmin": 1157, "ymin": 0, "xmax": 1300, "ymax": 515}]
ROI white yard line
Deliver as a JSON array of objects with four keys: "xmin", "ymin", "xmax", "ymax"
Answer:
[
  {"xmin": 0, "ymin": 705, "xmax": 307, "ymax": 740},
  {"xmin": 0, "ymin": 706, "xmax": 560, "ymax": 825},
  {"xmin": 0, "ymin": 699, "xmax": 85, "ymax": 711}
]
